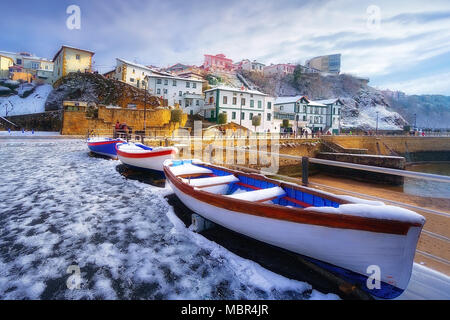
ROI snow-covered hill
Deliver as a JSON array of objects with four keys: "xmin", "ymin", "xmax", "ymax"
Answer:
[
  {"xmin": 240, "ymin": 71, "xmax": 409, "ymax": 131},
  {"xmin": 0, "ymin": 84, "xmax": 53, "ymax": 117}
]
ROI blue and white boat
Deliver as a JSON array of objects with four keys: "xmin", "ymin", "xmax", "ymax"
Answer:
[{"xmin": 87, "ymin": 137, "xmax": 124, "ymax": 159}]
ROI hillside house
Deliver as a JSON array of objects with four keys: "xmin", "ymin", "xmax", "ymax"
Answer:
[
  {"xmin": 263, "ymin": 63, "xmax": 296, "ymax": 77},
  {"xmin": 52, "ymin": 45, "xmax": 95, "ymax": 83},
  {"xmin": 115, "ymin": 58, "xmax": 204, "ymax": 114},
  {"xmin": 203, "ymin": 54, "xmax": 234, "ymax": 72}
]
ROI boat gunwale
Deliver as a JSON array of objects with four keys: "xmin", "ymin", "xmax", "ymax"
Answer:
[
  {"xmin": 164, "ymin": 161, "xmax": 423, "ymax": 235},
  {"xmin": 116, "ymin": 143, "xmax": 176, "ymax": 159}
]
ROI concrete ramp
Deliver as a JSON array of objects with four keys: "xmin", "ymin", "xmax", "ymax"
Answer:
[{"xmin": 397, "ymin": 263, "xmax": 450, "ymax": 300}]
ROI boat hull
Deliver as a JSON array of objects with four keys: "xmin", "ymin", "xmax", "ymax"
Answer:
[
  {"xmin": 117, "ymin": 145, "xmax": 176, "ymax": 172},
  {"xmin": 87, "ymin": 139, "xmax": 122, "ymax": 159},
  {"xmin": 164, "ymin": 162, "xmax": 423, "ymax": 299}
]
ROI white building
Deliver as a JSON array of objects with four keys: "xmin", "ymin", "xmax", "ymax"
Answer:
[
  {"xmin": 240, "ymin": 59, "xmax": 265, "ymax": 73},
  {"xmin": 114, "ymin": 58, "xmax": 204, "ymax": 114},
  {"xmin": 203, "ymin": 86, "xmax": 276, "ymax": 133},
  {"xmin": 274, "ymin": 96, "xmax": 342, "ymax": 134}
]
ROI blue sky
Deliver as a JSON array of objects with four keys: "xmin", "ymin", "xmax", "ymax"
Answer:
[{"xmin": 1, "ymin": 0, "xmax": 450, "ymax": 95}]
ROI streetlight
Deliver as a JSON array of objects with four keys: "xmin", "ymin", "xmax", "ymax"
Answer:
[
  {"xmin": 143, "ymin": 76, "xmax": 148, "ymax": 135},
  {"xmin": 375, "ymin": 111, "xmax": 379, "ymax": 135}
]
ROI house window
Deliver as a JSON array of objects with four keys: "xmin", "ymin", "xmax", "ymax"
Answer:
[
  {"xmin": 157, "ymin": 79, "xmax": 162, "ymax": 84},
  {"xmin": 250, "ymin": 100, "xmax": 254, "ymax": 108},
  {"xmin": 76, "ymin": 54, "xmax": 80, "ymax": 60},
  {"xmin": 193, "ymin": 82, "xmax": 197, "ymax": 89},
  {"xmin": 232, "ymin": 112, "xmax": 236, "ymax": 120},
  {"xmin": 157, "ymin": 88, "xmax": 161, "ymax": 94},
  {"xmin": 303, "ymin": 115, "xmax": 306, "ymax": 121},
  {"xmin": 164, "ymin": 79, "xmax": 168, "ymax": 85},
  {"xmin": 267, "ymin": 102, "xmax": 271, "ymax": 109},
  {"xmin": 130, "ymin": 78, "xmax": 135, "ymax": 82},
  {"xmin": 196, "ymin": 100, "xmax": 199, "ymax": 106},
  {"xmin": 179, "ymin": 100, "xmax": 182, "ymax": 105},
  {"xmin": 280, "ymin": 106, "xmax": 283, "ymax": 110},
  {"xmin": 249, "ymin": 113, "xmax": 254, "ymax": 120},
  {"xmin": 132, "ymin": 69, "xmax": 135, "ymax": 74},
  {"xmin": 211, "ymin": 110, "xmax": 215, "ymax": 118},
  {"xmin": 186, "ymin": 82, "xmax": 190, "ymax": 88},
  {"xmin": 117, "ymin": 67, "xmax": 121, "ymax": 73},
  {"xmin": 258, "ymin": 101, "xmax": 262, "ymax": 108},
  {"xmin": 241, "ymin": 112, "xmax": 245, "ymax": 120},
  {"xmin": 163, "ymin": 89, "xmax": 168, "ymax": 94},
  {"xmin": 232, "ymin": 97, "xmax": 237, "ymax": 105},
  {"xmin": 267, "ymin": 113, "xmax": 271, "ymax": 121},
  {"xmin": 223, "ymin": 96, "xmax": 228, "ymax": 104},
  {"xmin": 209, "ymin": 97, "xmax": 214, "ymax": 104},
  {"xmin": 16, "ymin": 58, "xmax": 22, "ymax": 65},
  {"xmin": 173, "ymin": 80, "xmax": 177, "ymax": 86},
  {"xmin": 241, "ymin": 98, "xmax": 246, "ymax": 106},
  {"xmin": 178, "ymin": 91, "xmax": 182, "ymax": 96}
]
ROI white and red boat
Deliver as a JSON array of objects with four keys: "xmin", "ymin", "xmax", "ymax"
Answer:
[
  {"xmin": 116, "ymin": 142, "xmax": 177, "ymax": 173},
  {"xmin": 163, "ymin": 159, "xmax": 426, "ymax": 299}
]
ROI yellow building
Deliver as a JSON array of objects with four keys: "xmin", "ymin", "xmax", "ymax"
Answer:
[
  {"xmin": 52, "ymin": 45, "xmax": 95, "ymax": 83},
  {"xmin": 0, "ymin": 55, "xmax": 14, "ymax": 79}
]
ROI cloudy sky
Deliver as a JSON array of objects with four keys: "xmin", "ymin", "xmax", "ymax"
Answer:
[{"xmin": 1, "ymin": 0, "xmax": 450, "ymax": 95}]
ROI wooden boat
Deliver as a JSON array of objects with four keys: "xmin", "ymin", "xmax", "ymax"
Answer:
[
  {"xmin": 116, "ymin": 142, "xmax": 177, "ymax": 173},
  {"xmin": 163, "ymin": 159, "xmax": 426, "ymax": 299},
  {"xmin": 87, "ymin": 137, "xmax": 124, "ymax": 159}
]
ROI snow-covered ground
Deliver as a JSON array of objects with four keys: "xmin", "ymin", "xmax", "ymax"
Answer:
[
  {"xmin": 0, "ymin": 139, "xmax": 338, "ymax": 300},
  {"xmin": 0, "ymin": 84, "xmax": 52, "ymax": 117},
  {"xmin": 0, "ymin": 130, "xmax": 60, "ymax": 136},
  {"xmin": 341, "ymin": 104, "xmax": 406, "ymax": 131}
]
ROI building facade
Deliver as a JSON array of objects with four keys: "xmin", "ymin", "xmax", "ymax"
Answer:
[
  {"xmin": 305, "ymin": 54, "xmax": 341, "ymax": 74},
  {"xmin": 0, "ymin": 51, "xmax": 54, "ymax": 82},
  {"xmin": 203, "ymin": 86, "xmax": 276, "ymax": 133},
  {"xmin": 0, "ymin": 55, "xmax": 14, "ymax": 79},
  {"xmin": 274, "ymin": 96, "xmax": 342, "ymax": 134},
  {"xmin": 52, "ymin": 46, "xmax": 94, "ymax": 83},
  {"xmin": 238, "ymin": 59, "xmax": 265, "ymax": 73},
  {"xmin": 115, "ymin": 58, "xmax": 204, "ymax": 113},
  {"xmin": 202, "ymin": 54, "xmax": 234, "ymax": 72},
  {"xmin": 263, "ymin": 63, "xmax": 296, "ymax": 77}
]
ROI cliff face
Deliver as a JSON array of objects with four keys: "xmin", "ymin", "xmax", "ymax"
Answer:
[
  {"xmin": 45, "ymin": 73, "xmax": 160, "ymax": 111},
  {"xmin": 385, "ymin": 94, "xmax": 450, "ymax": 129},
  {"xmin": 240, "ymin": 71, "xmax": 409, "ymax": 131}
]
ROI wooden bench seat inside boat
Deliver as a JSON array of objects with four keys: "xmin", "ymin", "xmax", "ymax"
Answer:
[
  {"xmin": 170, "ymin": 163, "xmax": 213, "ymax": 177},
  {"xmin": 183, "ymin": 175, "xmax": 239, "ymax": 188},
  {"xmin": 226, "ymin": 187, "xmax": 286, "ymax": 202}
]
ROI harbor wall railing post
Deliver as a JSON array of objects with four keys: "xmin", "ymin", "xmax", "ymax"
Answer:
[{"xmin": 302, "ymin": 157, "xmax": 309, "ymax": 186}]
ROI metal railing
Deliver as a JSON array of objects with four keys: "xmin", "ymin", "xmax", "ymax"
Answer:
[{"xmin": 197, "ymin": 144, "xmax": 450, "ymax": 271}]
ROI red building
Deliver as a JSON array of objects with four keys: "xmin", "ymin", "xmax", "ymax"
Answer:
[{"xmin": 202, "ymin": 54, "xmax": 234, "ymax": 72}]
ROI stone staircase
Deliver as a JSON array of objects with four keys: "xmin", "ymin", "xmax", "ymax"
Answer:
[{"xmin": 320, "ymin": 139, "xmax": 368, "ymax": 154}]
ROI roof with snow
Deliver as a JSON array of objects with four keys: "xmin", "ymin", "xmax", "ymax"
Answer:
[
  {"xmin": 204, "ymin": 85, "xmax": 267, "ymax": 96},
  {"xmin": 52, "ymin": 45, "xmax": 95, "ymax": 62},
  {"xmin": 274, "ymin": 95, "xmax": 306, "ymax": 104},
  {"xmin": 0, "ymin": 51, "xmax": 51, "ymax": 62},
  {"xmin": 314, "ymin": 98, "xmax": 344, "ymax": 105},
  {"xmin": 117, "ymin": 58, "xmax": 203, "ymax": 82}
]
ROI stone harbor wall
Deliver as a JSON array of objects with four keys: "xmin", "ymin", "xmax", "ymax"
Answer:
[
  {"xmin": 61, "ymin": 105, "xmax": 187, "ymax": 136},
  {"xmin": 315, "ymin": 152, "xmax": 406, "ymax": 185},
  {"xmin": 5, "ymin": 111, "xmax": 62, "ymax": 131}
]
